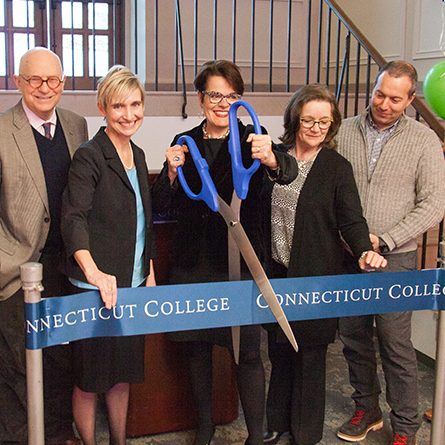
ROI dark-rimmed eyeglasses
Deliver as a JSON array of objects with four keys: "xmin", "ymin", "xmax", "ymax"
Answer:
[
  {"xmin": 20, "ymin": 75, "xmax": 64, "ymax": 90},
  {"xmin": 300, "ymin": 118, "xmax": 333, "ymax": 130},
  {"xmin": 201, "ymin": 91, "xmax": 241, "ymax": 105}
]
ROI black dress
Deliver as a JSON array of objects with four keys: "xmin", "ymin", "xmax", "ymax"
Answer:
[
  {"xmin": 69, "ymin": 309, "xmax": 145, "ymax": 393},
  {"xmin": 62, "ymin": 128, "xmax": 157, "ymax": 393},
  {"xmin": 152, "ymin": 121, "xmax": 297, "ymax": 445},
  {"xmin": 151, "ymin": 121, "xmax": 298, "ymax": 345}
]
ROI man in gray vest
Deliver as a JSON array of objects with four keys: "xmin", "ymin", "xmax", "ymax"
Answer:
[
  {"xmin": 336, "ymin": 60, "xmax": 445, "ymax": 445},
  {"xmin": 0, "ymin": 47, "xmax": 88, "ymax": 444}
]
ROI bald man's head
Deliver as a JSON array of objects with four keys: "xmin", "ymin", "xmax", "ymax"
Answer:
[{"xmin": 14, "ymin": 47, "xmax": 65, "ymax": 120}]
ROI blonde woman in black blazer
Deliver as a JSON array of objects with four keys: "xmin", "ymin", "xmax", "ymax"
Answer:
[{"xmin": 62, "ymin": 66, "xmax": 156, "ymax": 445}]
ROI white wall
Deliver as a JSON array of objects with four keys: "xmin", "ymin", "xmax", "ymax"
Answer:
[
  {"xmin": 412, "ymin": 310, "xmax": 438, "ymax": 359},
  {"xmin": 86, "ymin": 115, "xmax": 285, "ymax": 172},
  {"xmin": 0, "ymin": 90, "xmax": 291, "ymax": 172},
  {"xmin": 336, "ymin": 0, "xmax": 445, "ymax": 80}
]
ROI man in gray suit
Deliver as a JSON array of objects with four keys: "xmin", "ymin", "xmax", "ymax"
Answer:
[{"xmin": 0, "ymin": 47, "xmax": 88, "ymax": 444}]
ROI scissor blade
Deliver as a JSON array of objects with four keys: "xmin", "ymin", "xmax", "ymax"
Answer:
[
  {"xmin": 231, "ymin": 326, "xmax": 240, "ymax": 364},
  {"xmin": 217, "ymin": 196, "xmax": 299, "ymax": 353},
  {"xmin": 229, "ymin": 192, "xmax": 242, "ymax": 364}
]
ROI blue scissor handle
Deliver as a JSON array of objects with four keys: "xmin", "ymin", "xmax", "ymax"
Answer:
[
  {"xmin": 176, "ymin": 135, "xmax": 219, "ymax": 212},
  {"xmin": 228, "ymin": 100, "xmax": 262, "ymax": 200}
]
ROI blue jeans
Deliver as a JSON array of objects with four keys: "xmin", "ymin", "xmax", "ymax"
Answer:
[{"xmin": 339, "ymin": 250, "xmax": 422, "ymax": 437}]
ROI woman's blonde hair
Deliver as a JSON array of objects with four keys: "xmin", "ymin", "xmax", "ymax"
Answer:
[{"xmin": 97, "ymin": 65, "xmax": 145, "ymax": 110}]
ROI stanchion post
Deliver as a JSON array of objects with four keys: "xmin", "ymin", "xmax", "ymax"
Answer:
[
  {"xmin": 21, "ymin": 262, "xmax": 45, "ymax": 445},
  {"xmin": 431, "ymin": 242, "xmax": 445, "ymax": 445}
]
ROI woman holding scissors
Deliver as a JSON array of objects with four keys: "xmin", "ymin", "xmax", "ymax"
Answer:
[
  {"xmin": 61, "ymin": 66, "xmax": 157, "ymax": 445},
  {"xmin": 262, "ymin": 84, "xmax": 387, "ymax": 445},
  {"xmin": 152, "ymin": 60, "xmax": 297, "ymax": 445}
]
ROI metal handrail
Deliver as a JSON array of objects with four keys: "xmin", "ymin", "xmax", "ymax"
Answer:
[
  {"xmin": 324, "ymin": 0, "xmax": 444, "ymax": 269},
  {"xmin": 175, "ymin": 0, "xmax": 188, "ymax": 119},
  {"xmin": 325, "ymin": 0, "xmax": 445, "ymax": 141}
]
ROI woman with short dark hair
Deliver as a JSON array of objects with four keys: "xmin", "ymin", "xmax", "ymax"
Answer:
[{"xmin": 152, "ymin": 60, "xmax": 297, "ymax": 445}]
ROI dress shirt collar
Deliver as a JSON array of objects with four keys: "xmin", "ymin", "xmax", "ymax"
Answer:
[
  {"xmin": 365, "ymin": 107, "xmax": 400, "ymax": 134},
  {"xmin": 22, "ymin": 100, "xmax": 57, "ymax": 138}
]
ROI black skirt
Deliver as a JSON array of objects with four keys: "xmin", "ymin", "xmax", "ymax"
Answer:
[{"xmin": 69, "ymin": 284, "xmax": 145, "ymax": 393}]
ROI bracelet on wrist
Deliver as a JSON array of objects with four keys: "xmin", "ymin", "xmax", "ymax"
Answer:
[{"xmin": 358, "ymin": 251, "xmax": 368, "ymax": 261}]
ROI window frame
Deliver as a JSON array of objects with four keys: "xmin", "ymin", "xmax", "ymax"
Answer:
[{"xmin": 0, "ymin": 0, "xmax": 123, "ymax": 90}]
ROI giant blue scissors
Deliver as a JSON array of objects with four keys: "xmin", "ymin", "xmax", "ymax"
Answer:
[{"xmin": 176, "ymin": 100, "xmax": 298, "ymax": 359}]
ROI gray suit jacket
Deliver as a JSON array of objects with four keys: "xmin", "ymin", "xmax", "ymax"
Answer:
[{"xmin": 0, "ymin": 100, "xmax": 88, "ymax": 300}]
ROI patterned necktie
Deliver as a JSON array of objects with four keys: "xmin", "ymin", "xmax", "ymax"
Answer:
[{"xmin": 42, "ymin": 122, "xmax": 53, "ymax": 140}]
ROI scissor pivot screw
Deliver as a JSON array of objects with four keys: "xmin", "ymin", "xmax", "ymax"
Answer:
[{"xmin": 230, "ymin": 221, "xmax": 238, "ymax": 227}]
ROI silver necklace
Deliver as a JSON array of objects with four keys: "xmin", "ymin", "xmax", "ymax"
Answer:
[
  {"xmin": 120, "ymin": 145, "xmax": 134, "ymax": 170},
  {"xmin": 203, "ymin": 123, "xmax": 230, "ymax": 139}
]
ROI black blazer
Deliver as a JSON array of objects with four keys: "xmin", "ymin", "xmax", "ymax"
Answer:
[
  {"xmin": 263, "ymin": 145, "xmax": 373, "ymax": 346},
  {"xmin": 62, "ymin": 127, "xmax": 157, "ymax": 287},
  {"xmin": 152, "ymin": 120, "xmax": 298, "ymax": 282}
]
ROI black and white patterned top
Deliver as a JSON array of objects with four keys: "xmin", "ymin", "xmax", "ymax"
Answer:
[{"xmin": 271, "ymin": 150, "xmax": 319, "ymax": 268}]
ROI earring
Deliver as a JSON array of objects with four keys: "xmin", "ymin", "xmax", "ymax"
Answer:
[{"xmin": 198, "ymin": 108, "xmax": 204, "ymax": 119}]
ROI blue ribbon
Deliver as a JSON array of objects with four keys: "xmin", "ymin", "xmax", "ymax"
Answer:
[{"xmin": 25, "ymin": 269, "xmax": 445, "ymax": 350}]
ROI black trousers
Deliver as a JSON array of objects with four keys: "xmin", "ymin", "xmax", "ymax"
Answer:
[
  {"xmin": 266, "ymin": 336, "xmax": 328, "ymax": 445},
  {"xmin": 0, "ymin": 289, "xmax": 28, "ymax": 443},
  {"xmin": 0, "ymin": 252, "xmax": 75, "ymax": 444}
]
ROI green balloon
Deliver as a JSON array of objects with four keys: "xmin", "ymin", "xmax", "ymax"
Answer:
[{"xmin": 424, "ymin": 61, "xmax": 445, "ymax": 119}]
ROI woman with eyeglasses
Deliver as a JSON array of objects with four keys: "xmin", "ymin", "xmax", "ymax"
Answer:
[
  {"xmin": 262, "ymin": 84, "xmax": 387, "ymax": 445},
  {"xmin": 152, "ymin": 60, "xmax": 297, "ymax": 445}
]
